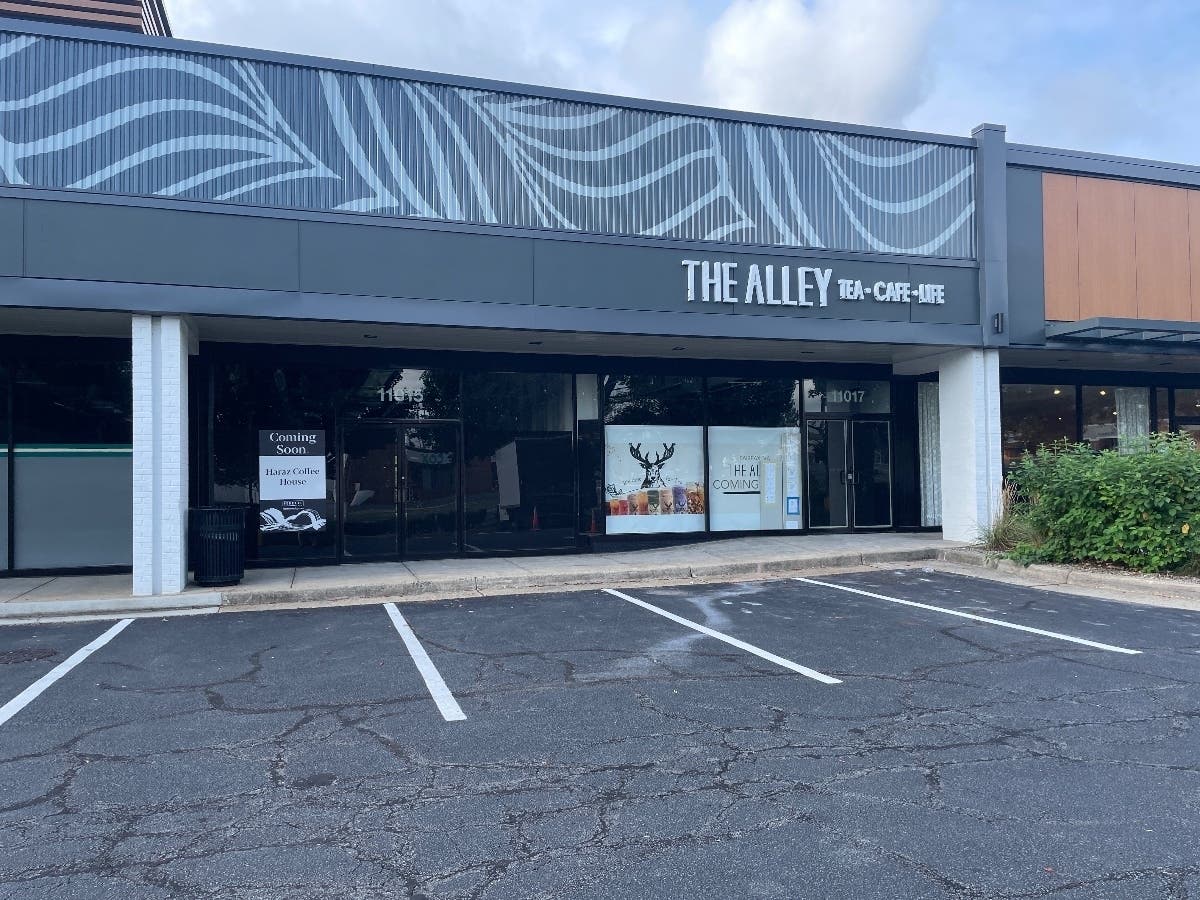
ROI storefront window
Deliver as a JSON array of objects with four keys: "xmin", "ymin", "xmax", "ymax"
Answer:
[
  {"xmin": 212, "ymin": 363, "xmax": 336, "ymax": 562},
  {"xmin": 1082, "ymin": 386, "xmax": 1149, "ymax": 451},
  {"xmin": 11, "ymin": 348, "xmax": 132, "ymax": 568},
  {"xmin": 706, "ymin": 378, "xmax": 801, "ymax": 532},
  {"xmin": 603, "ymin": 375, "xmax": 704, "ymax": 534},
  {"xmin": 803, "ymin": 379, "xmax": 890, "ymax": 414},
  {"xmin": 1170, "ymin": 388, "xmax": 1200, "ymax": 446},
  {"xmin": 0, "ymin": 365, "xmax": 8, "ymax": 571},
  {"xmin": 1174, "ymin": 388, "xmax": 1200, "ymax": 420},
  {"xmin": 1001, "ymin": 384, "xmax": 1076, "ymax": 470},
  {"xmin": 1157, "ymin": 388, "xmax": 1171, "ymax": 432},
  {"xmin": 462, "ymin": 372, "xmax": 575, "ymax": 553},
  {"xmin": 341, "ymin": 367, "xmax": 459, "ymax": 421},
  {"xmin": 577, "ymin": 374, "xmax": 604, "ymax": 536}
]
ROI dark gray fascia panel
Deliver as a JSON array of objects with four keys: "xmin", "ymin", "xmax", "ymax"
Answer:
[
  {"xmin": 0, "ymin": 182, "xmax": 978, "ymax": 268},
  {"xmin": 0, "ymin": 198, "xmax": 20, "ymax": 276},
  {"xmin": 0, "ymin": 16, "xmax": 973, "ymax": 148},
  {"xmin": 1005, "ymin": 168, "xmax": 1046, "ymax": 345},
  {"xmin": 1009, "ymin": 143, "xmax": 1200, "ymax": 189},
  {"xmin": 532, "ymin": 240, "xmax": 979, "ymax": 324},
  {"xmin": 0, "ymin": 276, "xmax": 985, "ymax": 348},
  {"xmin": 25, "ymin": 201, "xmax": 299, "ymax": 291},
  {"xmin": 300, "ymin": 222, "xmax": 534, "ymax": 306}
]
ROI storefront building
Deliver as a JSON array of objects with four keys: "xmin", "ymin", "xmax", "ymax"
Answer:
[{"xmin": 2, "ymin": 18, "xmax": 1199, "ymax": 593}]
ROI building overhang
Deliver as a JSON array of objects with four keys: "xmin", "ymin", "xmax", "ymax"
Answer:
[{"xmin": 1045, "ymin": 318, "xmax": 1200, "ymax": 346}]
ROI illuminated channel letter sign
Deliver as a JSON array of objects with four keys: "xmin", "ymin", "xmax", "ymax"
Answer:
[
  {"xmin": 681, "ymin": 259, "xmax": 947, "ymax": 309},
  {"xmin": 258, "ymin": 430, "xmax": 328, "ymax": 534}
]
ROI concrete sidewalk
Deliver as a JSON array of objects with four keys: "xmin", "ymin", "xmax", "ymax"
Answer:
[{"xmin": 0, "ymin": 533, "xmax": 957, "ymax": 622}]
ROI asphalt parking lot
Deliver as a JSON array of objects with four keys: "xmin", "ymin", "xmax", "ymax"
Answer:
[{"xmin": 0, "ymin": 569, "xmax": 1197, "ymax": 900}]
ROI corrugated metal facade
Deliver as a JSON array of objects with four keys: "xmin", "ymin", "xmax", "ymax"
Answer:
[{"xmin": 0, "ymin": 29, "xmax": 975, "ymax": 257}]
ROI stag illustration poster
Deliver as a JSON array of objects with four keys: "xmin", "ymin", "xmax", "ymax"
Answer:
[{"xmin": 604, "ymin": 426, "xmax": 704, "ymax": 534}]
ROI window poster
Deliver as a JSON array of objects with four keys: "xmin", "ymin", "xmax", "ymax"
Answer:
[
  {"xmin": 258, "ymin": 430, "xmax": 328, "ymax": 533},
  {"xmin": 708, "ymin": 427, "xmax": 802, "ymax": 531},
  {"xmin": 604, "ymin": 425, "xmax": 705, "ymax": 534}
]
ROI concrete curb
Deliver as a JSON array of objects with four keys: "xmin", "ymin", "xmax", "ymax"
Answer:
[
  {"xmin": 0, "ymin": 592, "xmax": 223, "ymax": 624},
  {"xmin": 936, "ymin": 547, "xmax": 1200, "ymax": 603},
  {"xmin": 220, "ymin": 547, "xmax": 943, "ymax": 610},
  {"xmin": 0, "ymin": 545, "xmax": 952, "ymax": 624}
]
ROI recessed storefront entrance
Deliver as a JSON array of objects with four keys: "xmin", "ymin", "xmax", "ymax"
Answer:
[
  {"xmin": 806, "ymin": 419, "xmax": 893, "ymax": 529},
  {"xmin": 341, "ymin": 422, "xmax": 461, "ymax": 560}
]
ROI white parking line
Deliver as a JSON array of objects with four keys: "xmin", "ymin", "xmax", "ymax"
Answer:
[
  {"xmin": 602, "ymin": 588, "xmax": 841, "ymax": 684},
  {"xmin": 383, "ymin": 603, "xmax": 467, "ymax": 722},
  {"xmin": 794, "ymin": 578, "xmax": 1141, "ymax": 655},
  {"xmin": 0, "ymin": 618, "xmax": 134, "ymax": 728}
]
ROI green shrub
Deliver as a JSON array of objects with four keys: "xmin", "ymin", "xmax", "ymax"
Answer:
[{"xmin": 1007, "ymin": 432, "xmax": 1200, "ymax": 572}]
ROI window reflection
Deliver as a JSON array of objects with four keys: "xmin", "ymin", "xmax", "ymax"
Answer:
[
  {"xmin": 1001, "ymin": 384, "xmax": 1076, "ymax": 470},
  {"xmin": 1082, "ymin": 386, "xmax": 1148, "ymax": 451},
  {"xmin": 462, "ymin": 372, "xmax": 575, "ymax": 553}
]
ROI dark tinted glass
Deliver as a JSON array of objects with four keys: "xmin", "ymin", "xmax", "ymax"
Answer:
[
  {"xmin": 1174, "ymin": 388, "xmax": 1200, "ymax": 419},
  {"xmin": 212, "ymin": 363, "xmax": 335, "ymax": 562},
  {"xmin": 1000, "ymin": 384, "xmax": 1076, "ymax": 470},
  {"xmin": 462, "ymin": 372, "xmax": 575, "ymax": 552},
  {"xmin": 1083, "ymin": 386, "xmax": 1148, "ymax": 451},
  {"xmin": 803, "ymin": 379, "xmax": 890, "ymax": 414},
  {"xmin": 602, "ymin": 375, "xmax": 703, "ymax": 425},
  {"xmin": 340, "ymin": 368, "xmax": 460, "ymax": 421},
  {"xmin": 0, "ymin": 364, "xmax": 8, "ymax": 570},
  {"xmin": 576, "ymin": 374, "xmax": 604, "ymax": 535},
  {"xmin": 1157, "ymin": 387, "xmax": 1171, "ymax": 431},
  {"xmin": 707, "ymin": 377, "xmax": 799, "ymax": 426},
  {"xmin": 10, "ymin": 347, "xmax": 133, "ymax": 568}
]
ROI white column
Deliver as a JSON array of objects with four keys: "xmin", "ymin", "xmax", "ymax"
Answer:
[
  {"xmin": 938, "ymin": 349, "xmax": 1002, "ymax": 542},
  {"xmin": 132, "ymin": 315, "xmax": 194, "ymax": 596}
]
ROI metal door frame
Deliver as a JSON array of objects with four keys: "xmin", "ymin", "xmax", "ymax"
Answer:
[
  {"xmin": 803, "ymin": 417, "xmax": 894, "ymax": 531},
  {"xmin": 337, "ymin": 419, "xmax": 464, "ymax": 562},
  {"xmin": 849, "ymin": 419, "xmax": 894, "ymax": 530}
]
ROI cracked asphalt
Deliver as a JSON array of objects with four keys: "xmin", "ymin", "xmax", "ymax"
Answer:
[{"xmin": 0, "ymin": 569, "xmax": 1197, "ymax": 899}]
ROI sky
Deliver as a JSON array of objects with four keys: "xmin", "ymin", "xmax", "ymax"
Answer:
[{"xmin": 166, "ymin": 0, "xmax": 1200, "ymax": 164}]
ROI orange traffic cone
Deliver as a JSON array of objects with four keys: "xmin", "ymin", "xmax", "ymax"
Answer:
[{"xmin": 531, "ymin": 507, "xmax": 540, "ymax": 531}]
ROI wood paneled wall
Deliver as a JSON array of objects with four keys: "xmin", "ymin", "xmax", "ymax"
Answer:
[
  {"xmin": 1043, "ymin": 173, "xmax": 1200, "ymax": 322},
  {"xmin": 0, "ymin": 0, "xmax": 169, "ymax": 36}
]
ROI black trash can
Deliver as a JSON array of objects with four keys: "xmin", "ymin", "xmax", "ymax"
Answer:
[{"xmin": 190, "ymin": 506, "xmax": 247, "ymax": 587}]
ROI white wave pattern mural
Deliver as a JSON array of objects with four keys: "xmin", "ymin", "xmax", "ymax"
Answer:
[{"xmin": 0, "ymin": 31, "xmax": 976, "ymax": 258}]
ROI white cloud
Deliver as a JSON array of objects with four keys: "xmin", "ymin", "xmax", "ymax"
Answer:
[
  {"xmin": 701, "ymin": 0, "xmax": 943, "ymax": 124},
  {"xmin": 165, "ymin": 0, "xmax": 941, "ymax": 127}
]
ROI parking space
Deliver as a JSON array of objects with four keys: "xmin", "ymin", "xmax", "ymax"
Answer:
[{"xmin": 0, "ymin": 570, "xmax": 1197, "ymax": 898}]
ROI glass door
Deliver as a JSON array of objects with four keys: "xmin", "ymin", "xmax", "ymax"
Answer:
[
  {"xmin": 343, "ymin": 425, "xmax": 400, "ymax": 559},
  {"xmin": 806, "ymin": 419, "xmax": 892, "ymax": 529},
  {"xmin": 850, "ymin": 420, "xmax": 892, "ymax": 528},
  {"xmin": 342, "ymin": 423, "xmax": 461, "ymax": 559},
  {"xmin": 806, "ymin": 419, "xmax": 849, "ymax": 528},
  {"xmin": 402, "ymin": 424, "xmax": 459, "ymax": 557}
]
